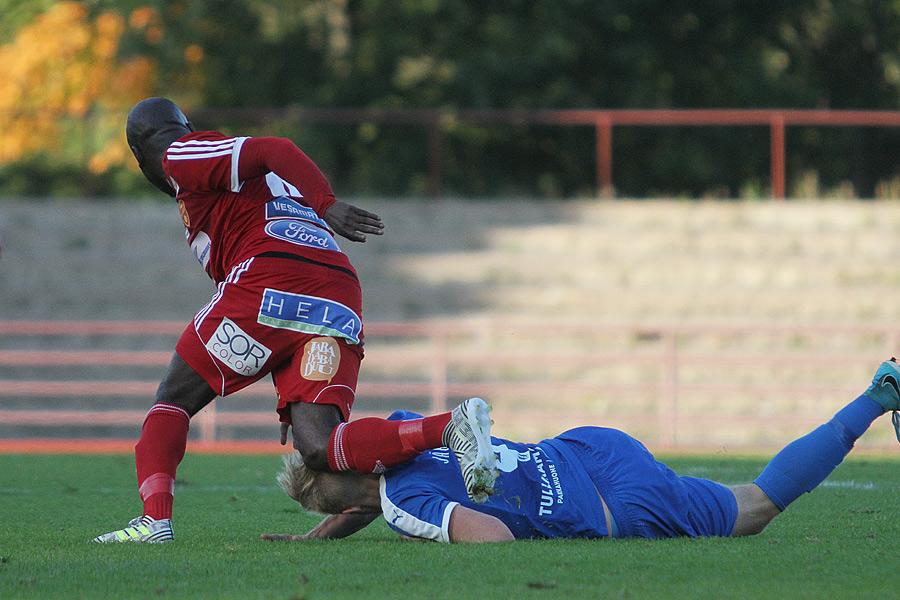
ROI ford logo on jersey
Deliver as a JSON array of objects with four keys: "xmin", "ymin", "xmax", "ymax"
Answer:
[
  {"xmin": 264, "ymin": 219, "xmax": 340, "ymax": 252},
  {"xmin": 264, "ymin": 197, "xmax": 329, "ymax": 229},
  {"xmin": 258, "ymin": 288, "xmax": 361, "ymax": 344}
]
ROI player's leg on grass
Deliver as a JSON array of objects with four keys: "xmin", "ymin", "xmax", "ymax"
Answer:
[
  {"xmin": 93, "ymin": 353, "xmax": 215, "ymax": 543},
  {"xmin": 728, "ymin": 484, "xmax": 781, "ymax": 536},
  {"xmin": 139, "ymin": 353, "xmax": 215, "ymax": 517},
  {"xmin": 732, "ymin": 359, "xmax": 900, "ymax": 536}
]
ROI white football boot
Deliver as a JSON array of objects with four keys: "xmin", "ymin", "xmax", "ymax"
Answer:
[
  {"xmin": 92, "ymin": 515, "xmax": 174, "ymax": 543},
  {"xmin": 443, "ymin": 398, "xmax": 498, "ymax": 503}
]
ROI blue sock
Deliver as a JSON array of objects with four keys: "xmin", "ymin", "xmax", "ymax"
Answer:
[{"xmin": 753, "ymin": 395, "xmax": 883, "ymax": 510}]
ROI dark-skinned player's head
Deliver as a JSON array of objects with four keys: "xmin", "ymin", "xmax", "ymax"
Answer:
[{"xmin": 126, "ymin": 97, "xmax": 194, "ymax": 196}]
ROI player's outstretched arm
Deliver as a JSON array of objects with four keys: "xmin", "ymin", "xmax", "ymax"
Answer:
[
  {"xmin": 324, "ymin": 201, "xmax": 384, "ymax": 243},
  {"xmin": 237, "ymin": 137, "xmax": 384, "ymax": 241},
  {"xmin": 447, "ymin": 505, "xmax": 515, "ymax": 543},
  {"xmin": 261, "ymin": 512, "xmax": 380, "ymax": 541}
]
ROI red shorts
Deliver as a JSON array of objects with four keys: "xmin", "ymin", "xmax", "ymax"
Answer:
[{"xmin": 175, "ymin": 255, "xmax": 365, "ymax": 421}]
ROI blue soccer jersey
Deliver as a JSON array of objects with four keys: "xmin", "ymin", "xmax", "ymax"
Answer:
[{"xmin": 379, "ymin": 411, "xmax": 610, "ymax": 541}]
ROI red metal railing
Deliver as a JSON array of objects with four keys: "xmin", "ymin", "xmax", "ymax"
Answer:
[
  {"xmin": 2, "ymin": 320, "xmax": 899, "ymax": 453},
  {"xmin": 195, "ymin": 107, "xmax": 900, "ymax": 199}
]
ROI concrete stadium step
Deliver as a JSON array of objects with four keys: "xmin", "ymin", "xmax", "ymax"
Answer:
[
  {"xmin": 4, "ymin": 198, "xmax": 899, "ymax": 325},
  {"xmin": 361, "ymin": 199, "xmax": 900, "ymax": 323}
]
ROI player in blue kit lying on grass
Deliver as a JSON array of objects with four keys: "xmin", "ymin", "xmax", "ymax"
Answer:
[{"xmin": 263, "ymin": 359, "xmax": 900, "ymax": 543}]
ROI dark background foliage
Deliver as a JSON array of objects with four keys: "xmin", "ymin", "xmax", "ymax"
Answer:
[{"xmin": 4, "ymin": 0, "xmax": 900, "ymax": 198}]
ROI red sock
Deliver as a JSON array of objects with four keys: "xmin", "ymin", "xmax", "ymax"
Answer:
[
  {"xmin": 328, "ymin": 413, "xmax": 451, "ymax": 473},
  {"xmin": 135, "ymin": 403, "xmax": 190, "ymax": 520}
]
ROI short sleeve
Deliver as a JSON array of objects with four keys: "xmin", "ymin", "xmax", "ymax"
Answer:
[
  {"xmin": 163, "ymin": 133, "xmax": 248, "ymax": 193},
  {"xmin": 380, "ymin": 469, "xmax": 458, "ymax": 542}
]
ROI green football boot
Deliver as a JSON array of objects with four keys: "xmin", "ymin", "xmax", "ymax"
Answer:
[{"xmin": 864, "ymin": 359, "xmax": 900, "ymax": 442}]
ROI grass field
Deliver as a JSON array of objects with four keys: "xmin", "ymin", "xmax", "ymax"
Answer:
[{"xmin": 1, "ymin": 452, "xmax": 898, "ymax": 600}]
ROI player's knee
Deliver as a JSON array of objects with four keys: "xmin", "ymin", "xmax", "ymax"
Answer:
[
  {"xmin": 156, "ymin": 354, "xmax": 215, "ymax": 416},
  {"xmin": 729, "ymin": 484, "xmax": 781, "ymax": 537},
  {"xmin": 155, "ymin": 380, "xmax": 208, "ymax": 416},
  {"xmin": 738, "ymin": 513, "xmax": 776, "ymax": 537},
  {"xmin": 292, "ymin": 432, "xmax": 330, "ymax": 471},
  {"xmin": 288, "ymin": 403, "xmax": 342, "ymax": 471}
]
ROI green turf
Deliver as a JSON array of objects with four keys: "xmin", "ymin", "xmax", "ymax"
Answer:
[{"xmin": 1, "ymin": 452, "xmax": 898, "ymax": 599}]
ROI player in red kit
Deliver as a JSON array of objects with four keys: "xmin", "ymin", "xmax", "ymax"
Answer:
[{"xmin": 93, "ymin": 97, "xmax": 497, "ymax": 543}]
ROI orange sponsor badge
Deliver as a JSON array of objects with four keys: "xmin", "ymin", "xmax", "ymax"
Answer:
[{"xmin": 300, "ymin": 337, "xmax": 341, "ymax": 382}]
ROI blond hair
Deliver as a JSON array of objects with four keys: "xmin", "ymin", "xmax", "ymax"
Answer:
[{"xmin": 277, "ymin": 452, "xmax": 359, "ymax": 515}]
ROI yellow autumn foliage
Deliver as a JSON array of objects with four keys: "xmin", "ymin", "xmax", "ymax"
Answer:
[{"xmin": 0, "ymin": 1, "xmax": 158, "ymax": 171}]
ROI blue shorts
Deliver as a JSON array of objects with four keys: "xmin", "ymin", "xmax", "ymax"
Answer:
[{"xmin": 555, "ymin": 427, "xmax": 738, "ymax": 539}]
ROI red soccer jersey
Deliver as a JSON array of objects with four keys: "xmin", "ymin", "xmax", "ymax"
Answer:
[{"xmin": 162, "ymin": 131, "xmax": 353, "ymax": 283}]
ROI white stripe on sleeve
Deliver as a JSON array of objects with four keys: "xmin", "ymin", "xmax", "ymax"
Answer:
[
  {"xmin": 168, "ymin": 141, "xmax": 235, "ymax": 152},
  {"xmin": 230, "ymin": 137, "xmax": 248, "ymax": 192},
  {"xmin": 166, "ymin": 148, "xmax": 233, "ymax": 160},
  {"xmin": 170, "ymin": 138, "xmax": 238, "ymax": 149}
]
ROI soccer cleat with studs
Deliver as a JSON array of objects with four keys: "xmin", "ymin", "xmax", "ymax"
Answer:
[
  {"xmin": 92, "ymin": 515, "xmax": 174, "ymax": 543},
  {"xmin": 864, "ymin": 358, "xmax": 900, "ymax": 443},
  {"xmin": 443, "ymin": 397, "xmax": 498, "ymax": 503}
]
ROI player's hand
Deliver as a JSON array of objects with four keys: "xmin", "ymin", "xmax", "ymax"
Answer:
[
  {"xmin": 324, "ymin": 201, "xmax": 384, "ymax": 242},
  {"xmin": 280, "ymin": 422, "xmax": 290, "ymax": 445},
  {"xmin": 260, "ymin": 533, "xmax": 310, "ymax": 541}
]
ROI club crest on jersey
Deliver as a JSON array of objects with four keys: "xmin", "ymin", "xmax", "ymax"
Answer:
[
  {"xmin": 257, "ymin": 289, "xmax": 361, "ymax": 344},
  {"xmin": 264, "ymin": 219, "xmax": 340, "ymax": 252},
  {"xmin": 178, "ymin": 199, "xmax": 190, "ymax": 227},
  {"xmin": 205, "ymin": 317, "xmax": 272, "ymax": 376},
  {"xmin": 300, "ymin": 337, "xmax": 341, "ymax": 382},
  {"xmin": 494, "ymin": 443, "xmax": 532, "ymax": 472}
]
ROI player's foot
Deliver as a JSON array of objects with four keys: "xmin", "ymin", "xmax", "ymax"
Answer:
[
  {"xmin": 92, "ymin": 515, "xmax": 173, "ymax": 543},
  {"xmin": 443, "ymin": 398, "xmax": 497, "ymax": 503},
  {"xmin": 864, "ymin": 358, "xmax": 900, "ymax": 442}
]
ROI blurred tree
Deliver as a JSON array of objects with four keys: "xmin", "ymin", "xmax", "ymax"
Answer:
[
  {"xmin": 0, "ymin": 0, "xmax": 57, "ymax": 42},
  {"xmin": 770, "ymin": 0, "xmax": 900, "ymax": 196},
  {"xmin": 0, "ymin": 1, "xmax": 156, "ymax": 194},
  {"xmin": 4, "ymin": 0, "xmax": 900, "ymax": 197}
]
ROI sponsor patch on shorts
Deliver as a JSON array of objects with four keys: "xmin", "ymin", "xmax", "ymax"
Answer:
[
  {"xmin": 300, "ymin": 337, "xmax": 341, "ymax": 382},
  {"xmin": 258, "ymin": 288, "xmax": 361, "ymax": 344},
  {"xmin": 205, "ymin": 317, "xmax": 272, "ymax": 376}
]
